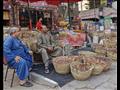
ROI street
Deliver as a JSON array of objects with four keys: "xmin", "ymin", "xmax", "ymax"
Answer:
[{"xmin": 4, "ymin": 61, "xmax": 117, "ymax": 90}]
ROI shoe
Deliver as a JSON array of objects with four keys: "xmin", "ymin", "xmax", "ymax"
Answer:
[
  {"xmin": 20, "ymin": 81, "xmax": 33, "ymax": 87},
  {"xmin": 45, "ymin": 68, "xmax": 50, "ymax": 74},
  {"xmin": 45, "ymin": 66, "xmax": 50, "ymax": 74}
]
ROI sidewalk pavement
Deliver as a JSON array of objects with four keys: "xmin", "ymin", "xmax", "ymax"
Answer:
[{"xmin": 4, "ymin": 62, "xmax": 117, "ymax": 90}]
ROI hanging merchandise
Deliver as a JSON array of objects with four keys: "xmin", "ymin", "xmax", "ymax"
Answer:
[
  {"xmin": 43, "ymin": 12, "xmax": 50, "ymax": 18},
  {"xmin": 101, "ymin": 0, "xmax": 107, "ymax": 6}
]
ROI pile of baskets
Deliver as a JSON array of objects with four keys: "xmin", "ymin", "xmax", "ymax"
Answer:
[
  {"xmin": 19, "ymin": 31, "xmax": 39, "ymax": 52},
  {"xmin": 103, "ymin": 38, "xmax": 117, "ymax": 48},
  {"xmin": 52, "ymin": 56, "xmax": 80, "ymax": 74},
  {"xmin": 52, "ymin": 55, "xmax": 112, "ymax": 81}
]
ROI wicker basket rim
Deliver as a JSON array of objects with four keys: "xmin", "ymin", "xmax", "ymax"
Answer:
[{"xmin": 70, "ymin": 62, "xmax": 94, "ymax": 72}]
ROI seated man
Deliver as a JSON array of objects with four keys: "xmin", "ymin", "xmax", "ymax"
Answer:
[
  {"xmin": 37, "ymin": 25, "xmax": 63, "ymax": 73},
  {"xmin": 3, "ymin": 27, "xmax": 33, "ymax": 87}
]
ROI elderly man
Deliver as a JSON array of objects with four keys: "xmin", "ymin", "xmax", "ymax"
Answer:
[
  {"xmin": 37, "ymin": 25, "xmax": 62, "ymax": 73},
  {"xmin": 4, "ymin": 27, "xmax": 33, "ymax": 87}
]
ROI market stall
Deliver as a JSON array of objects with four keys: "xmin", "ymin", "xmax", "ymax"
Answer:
[{"xmin": 3, "ymin": 0, "xmax": 117, "ymax": 88}]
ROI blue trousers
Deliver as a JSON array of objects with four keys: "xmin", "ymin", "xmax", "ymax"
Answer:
[{"xmin": 8, "ymin": 58, "xmax": 32, "ymax": 80}]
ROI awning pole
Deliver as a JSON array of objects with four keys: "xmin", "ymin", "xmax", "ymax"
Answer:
[
  {"xmin": 27, "ymin": 0, "xmax": 32, "ymax": 30},
  {"xmin": 68, "ymin": 0, "xmax": 71, "ymax": 29},
  {"xmin": 36, "ymin": 10, "xmax": 38, "ymax": 23}
]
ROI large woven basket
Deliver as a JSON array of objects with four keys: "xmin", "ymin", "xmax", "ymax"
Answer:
[
  {"xmin": 52, "ymin": 56, "xmax": 70, "ymax": 74},
  {"xmin": 92, "ymin": 63, "xmax": 104, "ymax": 75},
  {"xmin": 52, "ymin": 56, "xmax": 81, "ymax": 74},
  {"xmin": 98, "ymin": 56, "xmax": 112, "ymax": 71},
  {"xmin": 70, "ymin": 62, "xmax": 94, "ymax": 80},
  {"xmin": 84, "ymin": 56, "xmax": 104, "ymax": 75}
]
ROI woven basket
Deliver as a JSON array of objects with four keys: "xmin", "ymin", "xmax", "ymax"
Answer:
[
  {"xmin": 84, "ymin": 56, "xmax": 104, "ymax": 75},
  {"xmin": 29, "ymin": 41, "xmax": 37, "ymax": 52},
  {"xmin": 99, "ymin": 57, "xmax": 112, "ymax": 71},
  {"xmin": 67, "ymin": 56, "xmax": 80, "ymax": 62},
  {"xmin": 52, "ymin": 56, "xmax": 82, "ymax": 74},
  {"xmin": 107, "ymin": 52, "xmax": 117, "ymax": 61},
  {"xmin": 92, "ymin": 43, "xmax": 107, "ymax": 55},
  {"xmin": 92, "ymin": 43, "xmax": 105, "ymax": 49},
  {"xmin": 85, "ymin": 56, "xmax": 112, "ymax": 72},
  {"xmin": 70, "ymin": 62, "xmax": 94, "ymax": 80},
  {"xmin": 107, "ymin": 48, "xmax": 117, "ymax": 61},
  {"xmin": 79, "ymin": 51, "xmax": 97, "ymax": 57},
  {"xmin": 92, "ymin": 63, "xmax": 104, "ymax": 75},
  {"xmin": 19, "ymin": 31, "xmax": 39, "ymax": 52},
  {"xmin": 52, "ymin": 56, "xmax": 70, "ymax": 74}
]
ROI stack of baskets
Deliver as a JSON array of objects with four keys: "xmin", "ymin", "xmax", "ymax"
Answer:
[
  {"xmin": 53, "ymin": 55, "xmax": 112, "ymax": 80},
  {"xmin": 103, "ymin": 37, "xmax": 117, "ymax": 61},
  {"xmin": 52, "ymin": 56, "xmax": 80, "ymax": 74},
  {"xmin": 19, "ymin": 31, "xmax": 39, "ymax": 52}
]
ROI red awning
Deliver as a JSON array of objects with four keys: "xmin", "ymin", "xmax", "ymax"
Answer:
[
  {"xmin": 20, "ymin": 0, "xmax": 81, "ymax": 5},
  {"xmin": 60, "ymin": 0, "xmax": 81, "ymax": 3},
  {"xmin": 4, "ymin": 0, "xmax": 81, "ymax": 5}
]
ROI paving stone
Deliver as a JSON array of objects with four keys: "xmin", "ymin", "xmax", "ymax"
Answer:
[
  {"xmin": 95, "ymin": 82, "xmax": 116, "ymax": 90},
  {"xmin": 61, "ymin": 80, "xmax": 90, "ymax": 89}
]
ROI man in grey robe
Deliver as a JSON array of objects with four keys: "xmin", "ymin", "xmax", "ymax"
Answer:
[{"xmin": 37, "ymin": 25, "xmax": 63, "ymax": 73}]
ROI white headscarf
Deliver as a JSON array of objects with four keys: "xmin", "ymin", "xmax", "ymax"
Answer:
[{"xmin": 9, "ymin": 27, "xmax": 20, "ymax": 35}]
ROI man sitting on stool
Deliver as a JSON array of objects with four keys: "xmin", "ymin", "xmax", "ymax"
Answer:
[{"xmin": 37, "ymin": 25, "xmax": 62, "ymax": 73}]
